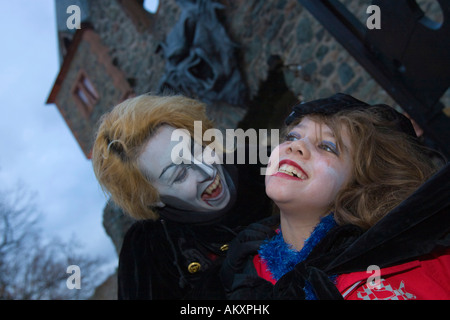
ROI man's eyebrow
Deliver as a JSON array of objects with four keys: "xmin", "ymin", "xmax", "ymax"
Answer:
[{"xmin": 159, "ymin": 163, "xmax": 177, "ymax": 179}]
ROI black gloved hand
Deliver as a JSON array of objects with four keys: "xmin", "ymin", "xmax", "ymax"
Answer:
[{"xmin": 220, "ymin": 215, "xmax": 279, "ymax": 293}]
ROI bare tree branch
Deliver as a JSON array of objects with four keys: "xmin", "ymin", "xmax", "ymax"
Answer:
[{"xmin": 0, "ymin": 184, "xmax": 107, "ymax": 300}]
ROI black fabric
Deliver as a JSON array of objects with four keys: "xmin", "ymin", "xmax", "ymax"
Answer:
[
  {"xmin": 225, "ymin": 162, "xmax": 450, "ymax": 299},
  {"xmin": 285, "ymin": 93, "xmax": 417, "ymax": 138},
  {"xmin": 220, "ymin": 215, "xmax": 278, "ymax": 293},
  {"xmin": 325, "ymin": 161, "xmax": 450, "ymax": 274},
  {"xmin": 306, "ymin": 267, "xmax": 343, "ymax": 300},
  {"xmin": 118, "ymin": 148, "xmax": 273, "ymax": 300},
  {"xmin": 224, "ymin": 221, "xmax": 362, "ymax": 300}
]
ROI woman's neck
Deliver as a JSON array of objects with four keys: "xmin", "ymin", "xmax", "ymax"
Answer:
[{"xmin": 279, "ymin": 210, "xmax": 324, "ymax": 251}]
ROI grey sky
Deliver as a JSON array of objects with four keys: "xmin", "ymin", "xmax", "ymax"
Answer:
[{"xmin": 0, "ymin": 1, "xmax": 119, "ymax": 274}]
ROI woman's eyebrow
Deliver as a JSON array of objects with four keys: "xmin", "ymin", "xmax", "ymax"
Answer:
[
  {"xmin": 294, "ymin": 123, "xmax": 305, "ymax": 130},
  {"xmin": 295, "ymin": 122, "xmax": 336, "ymax": 138},
  {"xmin": 321, "ymin": 125, "xmax": 335, "ymax": 137}
]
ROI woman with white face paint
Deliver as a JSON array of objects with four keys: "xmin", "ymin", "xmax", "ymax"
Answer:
[
  {"xmin": 92, "ymin": 94, "xmax": 272, "ymax": 299},
  {"xmin": 220, "ymin": 93, "xmax": 449, "ymax": 300}
]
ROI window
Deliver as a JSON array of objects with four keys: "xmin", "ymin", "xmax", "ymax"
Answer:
[{"xmin": 72, "ymin": 70, "xmax": 99, "ymax": 119}]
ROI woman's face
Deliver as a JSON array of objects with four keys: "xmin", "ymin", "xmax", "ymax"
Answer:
[
  {"xmin": 138, "ymin": 125, "xmax": 231, "ymax": 212},
  {"xmin": 265, "ymin": 117, "xmax": 354, "ymax": 215}
]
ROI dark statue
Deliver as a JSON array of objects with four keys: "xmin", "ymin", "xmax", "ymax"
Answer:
[{"xmin": 157, "ymin": 0, "xmax": 248, "ymax": 107}]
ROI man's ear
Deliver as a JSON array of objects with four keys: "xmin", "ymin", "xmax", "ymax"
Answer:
[{"xmin": 153, "ymin": 201, "xmax": 165, "ymax": 208}]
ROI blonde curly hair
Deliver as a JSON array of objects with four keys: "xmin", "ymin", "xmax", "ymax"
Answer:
[{"xmin": 92, "ymin": 94, "xmax": 214, "ymax": 220}]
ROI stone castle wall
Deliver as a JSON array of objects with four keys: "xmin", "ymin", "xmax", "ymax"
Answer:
[{"xmin": 86, "ymin": 0, "xmax": 398, "ymax": 133}]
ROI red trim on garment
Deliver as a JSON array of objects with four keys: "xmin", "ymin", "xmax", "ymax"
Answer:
[{"xmin": 253, "ymin": 254, "xmax": 277, "ymax": 285}]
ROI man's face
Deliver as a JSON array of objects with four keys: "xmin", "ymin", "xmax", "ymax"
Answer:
[{"xmin": 138, "ymin": 125, "xmax": 231, "ymax": 212}]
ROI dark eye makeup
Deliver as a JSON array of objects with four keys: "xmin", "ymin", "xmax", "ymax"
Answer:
[{"xmin": 284, "ymin": 132, "xmax": 340, "ymax": 156}]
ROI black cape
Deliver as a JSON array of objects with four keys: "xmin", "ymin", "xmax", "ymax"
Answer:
[{"xmin": 118, "ymin": 150, "xmax": 273, "ymax": 300}]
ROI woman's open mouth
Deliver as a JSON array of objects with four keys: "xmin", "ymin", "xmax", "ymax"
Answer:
[
  {"xmin": 201, "ymin": 174, "xmax": 223, "ymax": 203},
  {"xmin": 275, "ymin": 159, "xmax": 308, "ymax": 180}
]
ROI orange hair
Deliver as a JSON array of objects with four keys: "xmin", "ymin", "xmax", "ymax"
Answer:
[{"xmin": 92, "ymin": 94, "xmax": 214, "ymax": 220}]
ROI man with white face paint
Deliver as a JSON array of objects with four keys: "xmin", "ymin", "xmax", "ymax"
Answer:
[
  {"xmin": 92, "ymin": 94, "xmax": 273, "ymax": 300},
  {"xmin": 138, "ymin": 125, "xmax": 233, "ymax": 222}
]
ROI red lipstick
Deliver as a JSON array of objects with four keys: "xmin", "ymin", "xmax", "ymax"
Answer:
[{"xmin": 272, "ymin": 159, "xmax": 308, "ymax": 180}]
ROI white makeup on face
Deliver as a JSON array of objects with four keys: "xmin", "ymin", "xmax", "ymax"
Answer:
[
  {"xmin": 265, "ymin": 117, "xmax": 353, "ymax": 215},
  {"xmin": 137, "ymin": 125, "xmax": 231, "ymax": 212}
]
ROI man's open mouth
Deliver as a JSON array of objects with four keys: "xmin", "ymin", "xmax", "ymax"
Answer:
[{"xmin": 201, "ymin": 174, "xmax": 223, "ymax": 202}]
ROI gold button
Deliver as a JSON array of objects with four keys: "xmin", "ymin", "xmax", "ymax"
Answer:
[
  {"xmin": 220, "ymin": 244, "xmax": 229, "ymax": 252},
  {"xmin": 188, "ymin": 262, "xmax": 201, "ymax": 274}
]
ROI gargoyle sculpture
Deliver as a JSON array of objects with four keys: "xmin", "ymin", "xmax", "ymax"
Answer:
[{"xmin": 158, "ymin": 0, "xmax": 247, "ymax": 107}]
